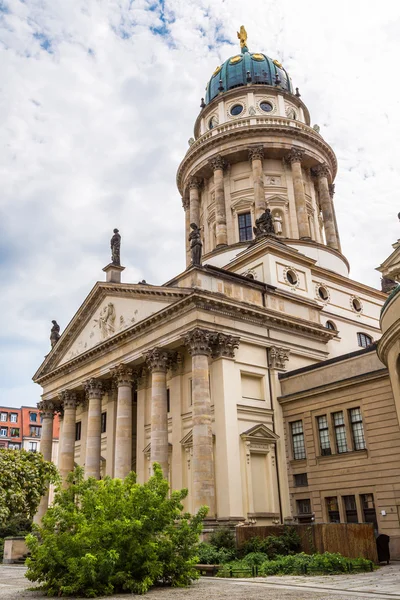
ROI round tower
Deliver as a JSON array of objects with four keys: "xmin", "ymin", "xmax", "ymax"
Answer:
[{"xmin": 177, "ymin": 27, "xmax": 346, "ymax": 275}]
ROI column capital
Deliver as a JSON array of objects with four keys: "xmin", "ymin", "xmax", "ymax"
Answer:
[
  {"xmin": 184, "ymin": 328, "xmax": 214, "ymax": 356},
  {"xmin": 111, "ymin": 364, "xmax": 134, "ymax": 386},
  {"xmin": 145, "ymin": 348, "xmax": 170, "ymax": 372},
  {"xmin": 37, "ymin": 400, "xmax": 55, "ymax": 419},
  {"xmin": 269, "ymin": 346, "xmax": 290, "ymax": 370},
  {"xmin": 84, "ymin": 378, "xmax": 104, "ymax": 398},
  {"xmin": 311, "ymin": 162, "xmax": 330, "ymax": 179},
  {"xmin": 209, "ymin": 155, "xmax": 227, "ymax": 171},
  {"xmin": 188, "ymin": 176, "xmax": 202, "ymax": 190},
  {"xmin": 211, "ymin": 333, "xmax": 240, "ymax": 359},
  {"xmin": 328, "ymin": 183, "xmax": 335, "ymax": 198},
  {"xmin": 285, "ymin": 147, "xmax": 304, "ymax": 165},
  {"xmin": 59, "ymin": 390, "xmax": 78, "ymax": 409},
  {"xmin": 248, "ymin": 145, "xmax": 264, "ymax": 162}
]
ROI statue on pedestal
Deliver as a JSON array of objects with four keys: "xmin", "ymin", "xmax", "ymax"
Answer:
[
  {"xmin": 253, "ymin": 208, "xmax": 276, "ymax": 238},
  {"xmin": 50, "ymin": 320, "xmax": 60, "ymax": 348},
  {"xmin": 110, "ymin": 229, "xmax": 121, "ymax": 266},
  {"xmin": 189, "ymin": 223, "xmax": 202, "ymax": 266}
]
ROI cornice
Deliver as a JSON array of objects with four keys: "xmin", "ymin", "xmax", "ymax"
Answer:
[
  {"xmin": 34, "ymin": 289, "xmax": 335, "ymax": 386},
  {"xmin": 33, "ymin": 282, "xmax": 192, "ymax": 382},
  {"xmin": 177, "ymin": 119, "xmax": 337, "ymax": 194},
  {"xmin": 278, "ymin": 368, "xmax": 388, "ymax": 404}
]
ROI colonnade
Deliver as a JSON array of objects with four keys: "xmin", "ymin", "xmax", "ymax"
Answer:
[
  {"xmin": 182, "ymin": 146, "xmax": 341, "ymax": 254},
  {"xmin": 35, "ymin": 328, "xmax": 240, "ymax": 521}
]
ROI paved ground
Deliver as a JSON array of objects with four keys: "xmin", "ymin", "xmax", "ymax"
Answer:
[{"xmin": 1, "ymin": 564, "xmax": 400, "ymax": 599}]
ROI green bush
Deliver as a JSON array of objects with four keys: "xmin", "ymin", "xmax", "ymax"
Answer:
[
  {"xmin": 260, "ymin": 552, "xmax": 374, "ymax": 576},
  {"xmin": 25, "ymin": 464, "xmax": 207, "ymax": 597},
  {"xmin": 196, "ymin": 542, "xmax": 235, "ymax": 565},
  {"xmin": 242, "ymin": 552, "xmax": 269, "ymax": 567},
  {"xmin": 239, "ymin": 527, "xmax": 301, "ymax": 559},
  {"xmin": 208, "ymin": 526, "xmax": 235, "ymax": 550}
]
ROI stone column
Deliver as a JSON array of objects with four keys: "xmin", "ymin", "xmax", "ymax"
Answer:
[
  {"xmin": 135, "ymin": 367, "xmax": 148, "ymax": 484},
  {"xmin": 112, "ymin": 364, "xmax": 133, "ymax": 479},
  {"xmin": 209, "ymin": 156, "xmax": 228, "ymax": 246},
  {"xmin": 84, "ymin": 378, "xmax": 103, "ymax": 479},
  {"xmin": 249, "ymin": 146, "xmax": 266, "ymax": 218},
  {"xmin": 184, "ymin": 328, "xmax": 215, "ymax": 517},
  {"xmin": 182, "ymin": 197, "xmax": 191, "ymax": 266},
  {"xmin": 211, "ymin": 334, "xmax": 242, "ymax": 519},
  {"xmin": 59, "ymin": 391, "xmax": 77, "ymax": 486},
  {"xmin": 329, "ymin": 183, "xmax": 342, "ymax": 252},
  {"xmin": 285, "ymin": 148, "xmax": 311, "ymax": 239},
  {"xmin": 34, "ymin": 400, "xmax": 55, "ymax": 523},
  {"xmin": 145, "ymin": 348, "xmax": 170, "ymax": 478},
  {"xmin": 312, "ymin": 163, "xmax": 339, "ymax": 250},
  {"xmin": 188, "ymin": 177, "xmax": 201, "ymax": 228}
]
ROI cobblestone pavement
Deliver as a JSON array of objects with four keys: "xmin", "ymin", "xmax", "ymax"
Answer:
[{"xmin": 1, "ymin": 564, "xmax": 400, "ymax": 600}]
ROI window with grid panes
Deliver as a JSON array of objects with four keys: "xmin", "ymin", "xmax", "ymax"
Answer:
[
  {"xmin": 317, "ymin": 415, "xmax": 331, "ymax": 455},
  {"xmin": 10, "ymin": 413, "xmax": 18, "ymax": 423},
  {"xmin": 361, "ymin": 493, "xmax": 378, "ymax": 529},
  {"xmin": 296, "ymin": 498, "xmax": 311, "ymax": 515},
  {"xmin": 333, "ymin": 411, "xmax": 348, "ymax": 453},
  {"xmin": 349, "ymin": 407, "xmax": 366, "ymax": 450},
  {"xmin": 343, "ymin": 495, "xmax": 358, "ymax": 523},
  {"xmin": 238, "ymin": 212, "xmax": 253, "ymax": 241},
  {"xmin": 357, "ymin": 332, "xmax": 373, "ymax": 348},
  {"xmin": 291, "ymin": 420, "xmax": 306, "ymax": 460},
  {"xmin": 294, "ymin": 473, "xmax": 308, "ymax": 487},
  {"xmin": 326, "ymin": 496, "xmax": 340, "ymax": 522}
]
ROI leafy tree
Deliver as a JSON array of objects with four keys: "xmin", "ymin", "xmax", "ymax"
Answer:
[
  {"xmin": 0, "ymin": 449, "xmax": 58, "ymax": 525},
  {"xmin": 26, "ymin": 464, "xmax": 208, "ymax": 597}
]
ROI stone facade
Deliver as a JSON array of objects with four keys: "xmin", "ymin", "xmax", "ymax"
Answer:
[{"xmin": 32, "ymin": 36, "xmax": 398, "ymax": 552}]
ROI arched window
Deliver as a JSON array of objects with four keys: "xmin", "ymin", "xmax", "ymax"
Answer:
[
  {"xmin": 325, "ymin": 320, "xmax": 337, "ymax": 331},
  {"xmin": 357, "ymin": 332, "xmax": 373, "ymax": 348}
]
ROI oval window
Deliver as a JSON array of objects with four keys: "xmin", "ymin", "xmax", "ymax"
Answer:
[
  {"xmin": 286, "ymin": 270, "xmax": 298, "ymax": 286},
  {"xmin": 318, "ymin": 286, "xmax": 329, "ymax": 301},
  {"xmin": 230, "ymin": 104, "xmax": 243, "ymax": 116},
  {"xmin": 352, "ymin": 298, "xmax": 362, "ymax": 313},
  {"xmin": 260, "ymin": 101, "xmax": 273, "ymax": 113}
]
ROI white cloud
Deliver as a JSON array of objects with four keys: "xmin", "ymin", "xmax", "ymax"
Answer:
[{"xmin": 0, "ymin": 0, "xmax": 399, "ymax": 407}]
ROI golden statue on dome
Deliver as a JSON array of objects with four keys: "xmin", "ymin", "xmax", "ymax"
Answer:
[{"xmin": 237, "ymin": 25, "xmax": 248, "ymax": 50}]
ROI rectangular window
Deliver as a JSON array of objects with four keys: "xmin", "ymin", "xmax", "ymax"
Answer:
[
  {"xmin": 317, "ymin": 415, "xmax": 331, "ymax": 456},
  {"xmin": 29, "ymin": 441, "xmax": 37, "ymax": 452},
  {"xmin": 291, "ymin": 420, "xmax": 306, "ymax": 460},
  {"xmin": 8, "ymin": 443, "xmax": 20, "ymax": 450},
  {"xmin": 296, "ymin": 498, "xmax": 311, "ymax": 515},
  {"xmin": 343, "ymin": 495, "xmax": 358, "ymax": 523},
  {"xmin": 166, "ymin": 389, "xmax": 170, "ymax": 413},
  {"xmin": 333, "ymin": 411, "xmax": 348, "ymax": 453},
  {"xmin": 30, "ymin": 426, "xmax": 41, "ymax": 437},
  {"xmin": 361, "ymin": 493, "xmax": 378, "ymax": 529},
  {"xmin": 238, "ymin": 212, "xmax": 253, "ymax": 242},
  {"xmin": 349, "ymin": 408, "xmax": 366, "ymax": 450},
  {"xmin": 0, "ymin": 427, "xmax": 8, "ymax": 437},
  {"xmin": 101, "ymin": 412, "xmax": 107, "ymax": 434},
  {"xmin": 75, "ymin": 421, "xmax": 81, "ymax": 441},
  {"xmin": 10, "ymin": 428, "xmax": 19, "ymax": 438},
  {"xmin": 326, "ymin": 496, "xmax": 340, "ymax": 523},
  {"xmin": 30, "ymin": 412, "xmax": 37, "ymax": 422},
  {"xmin": 10, "ymin": 413, "xmax": 18, "ymax": 423},
  {"xmin": 294, "ymin": 473, "xmax": 308, "ymax": 487},
  {"xmin": 0, "ymin": 413, "xmax": 7, "ymax": 422}
]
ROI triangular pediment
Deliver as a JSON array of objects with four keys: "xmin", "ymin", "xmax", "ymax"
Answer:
[
  {"xmin": 241, "ymin": 423, "xmax": 279, "ymax": 443},
  {"xmin": 34, "ymin": 282, "xmax": 190, "ymax": 381},
  {"xmin": 377, "ymin": 240, "xmax": 400, "ymax": 281}
]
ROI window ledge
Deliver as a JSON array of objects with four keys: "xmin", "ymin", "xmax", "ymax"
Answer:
[
  {"xmin": 290, "ymin": 458, "xmax": 307, "ymax": 467},
  {"xmin": 317, "ymin": 449, "xmax": 368, "ymax": 461}
]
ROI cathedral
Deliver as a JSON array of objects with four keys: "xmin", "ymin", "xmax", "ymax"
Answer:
[{"xmin": 33, "ymin": 28, "xmax": 400, "ymax": 557}]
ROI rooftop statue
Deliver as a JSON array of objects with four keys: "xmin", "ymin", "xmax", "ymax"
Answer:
[
  {"xmin": 253, "ymin": 208, "xmax": 276, "ymax": 238},
  {"xmin": 50, "ymin": 320, "xmax": 60, "ymax": 348},
  {"xmin": 110, "ymin": 228, "xmax": 121, "ymax": 266},
  {"xmin": 189, "ymin": 223, "xmax": 202, "ymax": 266},
  {"xmin": 237, "ymin": 25, "xmax": 248, "ymax": 51}
]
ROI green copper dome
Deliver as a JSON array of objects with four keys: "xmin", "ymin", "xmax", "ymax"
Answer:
[{"xmin": 205, "ymin": 49, "xmax": 293, "ymax": 105}]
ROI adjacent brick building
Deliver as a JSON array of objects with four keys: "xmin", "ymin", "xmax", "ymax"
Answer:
[{"xmin": 0, "ymin": 405, "xmax": 59, "ymax": 458}]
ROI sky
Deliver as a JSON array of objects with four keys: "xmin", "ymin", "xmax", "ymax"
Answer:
[{"xmin": 1, "ymin": 0, "xmax": 399, "ymax": 408}]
